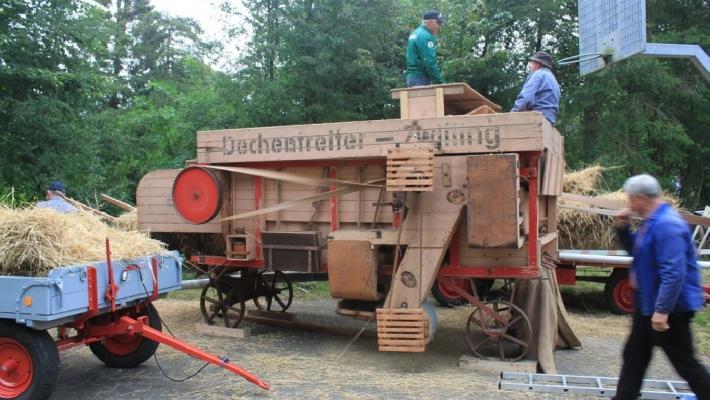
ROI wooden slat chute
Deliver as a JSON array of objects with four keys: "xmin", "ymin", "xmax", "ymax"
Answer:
[{"xmin": 386, "ymin": 146, "xmax": 435, "ymax": 192}]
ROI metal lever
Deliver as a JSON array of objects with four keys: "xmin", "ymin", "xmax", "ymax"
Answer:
[{"xmin": 372, "ymin": 198, "xmax": 404, "ymax": 212}]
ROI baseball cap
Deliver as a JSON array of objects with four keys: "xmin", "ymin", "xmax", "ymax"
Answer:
[
  {"xmin": 423, "ymin": 10, "xmax": 444, "ymax": 25},
  {"xmin": 48, "ymin": 180, "xmax": 66, "ymax": 193}
]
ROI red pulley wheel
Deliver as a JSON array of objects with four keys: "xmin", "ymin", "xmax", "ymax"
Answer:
[{"xmin": 172, "ymin": 167, "xmax": 223, "ymax": 224}]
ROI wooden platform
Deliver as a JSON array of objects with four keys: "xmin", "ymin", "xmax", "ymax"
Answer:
[{"xmin": 391, "ymin": 83, "xmax": 502, "ymax": 117}]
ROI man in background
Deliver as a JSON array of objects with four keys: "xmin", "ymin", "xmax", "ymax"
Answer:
[
  {"xmin": 613, "ymin": 174, "xmax": 709, "ymax": 400},
  {"xmin": 36, "ymin": 181, "xmax": 77, "ymax": 214},
  {"xmin": 406, "ymin": 10, "xmax": 445, "ymax": 87},
  {"xmin": 511, "ymin": 51, "xmax": 560, "ymax": 125}
]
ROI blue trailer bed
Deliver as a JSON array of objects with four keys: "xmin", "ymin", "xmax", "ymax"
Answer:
[{"xmin": 0, "ymin": 251, "xmax": 182, "ymax": 330}]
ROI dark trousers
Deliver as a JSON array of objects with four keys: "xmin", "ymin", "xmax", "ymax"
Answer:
[
  {"xmin": 616, "ymin": 312, "xmax": 710, "ymax": 399},
  {"xmin": 406, "ymin": 76, "xmax": 431, "ymax": 87}
]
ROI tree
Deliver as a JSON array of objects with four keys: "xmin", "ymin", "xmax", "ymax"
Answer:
[{"xmin": 0, "ymin": 0, "xmax": 114, "ymax": 198}]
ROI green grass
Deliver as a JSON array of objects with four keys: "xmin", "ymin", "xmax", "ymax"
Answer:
[{"xmin": 293, "ymin": 281, "xmax": 331, "ymax": 299}]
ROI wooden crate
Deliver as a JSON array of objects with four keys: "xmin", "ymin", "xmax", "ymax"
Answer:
[
  {"xmin": 386, "ymin": 147, "xmax": 434, "ymax": 192},
  {"xmin": 376, "ymin": 308, "xmax": 429, "ymax": 352}
]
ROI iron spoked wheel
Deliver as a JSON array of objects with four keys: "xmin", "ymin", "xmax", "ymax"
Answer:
[
  {"xmin": 200, "ymin": 280, "xmax": 246, "ymax": 328},
  {"xmin": 465, "ymin": 300, "xmax": 532, "ymax": 362},
  {"xmin": 253, "ymin": 271, "xmax": 293, "ymax": 312}
]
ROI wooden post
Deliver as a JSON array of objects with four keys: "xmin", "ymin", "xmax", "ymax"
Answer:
[
  {"xmin": 399, "ymin": 91, "xmax": 409, "ymax": 119},
  {"xmin": 435, "ymin": 87, "xmax": 445, "ymax": 116}
]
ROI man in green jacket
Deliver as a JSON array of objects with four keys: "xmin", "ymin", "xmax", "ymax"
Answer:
[{"xmin": 406, "ymin": 10, "xmax": 445, "ymax": 87}]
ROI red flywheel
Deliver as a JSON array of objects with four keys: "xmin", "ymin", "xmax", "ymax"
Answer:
[{"xmin": 172, "ymin": 166, "xmax": 223, "ymax": 224}]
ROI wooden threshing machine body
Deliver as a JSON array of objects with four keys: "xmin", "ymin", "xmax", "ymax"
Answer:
[{"xmin": 137, "ymin": 83, "xmax": 564, "ymax": 354}]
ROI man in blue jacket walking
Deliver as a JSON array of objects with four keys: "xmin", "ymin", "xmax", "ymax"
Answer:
[{"xmin": 613, "ymin": 174, "xmax": 709, "ymax": 400}]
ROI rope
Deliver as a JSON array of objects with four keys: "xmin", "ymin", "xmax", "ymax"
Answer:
[
  {"xmin": 334, "ymin": 313, "xmax": 375, "ymax": 362},
  {"xmin": 136, "ymin": 266, "xmax": 211, "ymax": 381}
]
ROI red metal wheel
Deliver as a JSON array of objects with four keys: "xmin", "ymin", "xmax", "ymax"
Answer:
[
  {"xmin": 604, "ymin": 269, "xmax": 635, "ymax": 314},
  {"xmin": 438, "ymin": 278, "xmax": 470, "ymax": 299},
  {"xmin": 172, "ymin": 166, "xmax": 223, "ymax": 224},
  {"xmin": 102, "ymin": 334, "xmax": 144, "ymax": 356},
  {"xmin": 612, "ymin": 276, "xmax": 634, "ymax": 314},
  {"xmin": 0, "ymin": 338, "xmax": 33, "ymax": 398},
  {"xmin": 431, "ymin": 278, "xmax": 470, "ymax": 307}
]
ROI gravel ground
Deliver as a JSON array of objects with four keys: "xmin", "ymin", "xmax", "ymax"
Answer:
[{"xmin": 52, "ymin": 297, "xmax": 709, "ymax": 400}]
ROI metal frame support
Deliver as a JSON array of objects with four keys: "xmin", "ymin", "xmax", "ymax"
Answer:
[
  {"xmin": 642, "ymin": 43, "xmax": 710, "ymax": 81},
  {"xmin": 85, "ymin": 316, "xmax": 270, "ymax": 390}
]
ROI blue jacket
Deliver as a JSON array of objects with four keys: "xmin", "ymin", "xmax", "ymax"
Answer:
[
  {"xmin": 36, "ymin": 198, "xmax": 77, "ymax": 214},
  {"xmin": 617, "ymin": 203, "xmax": 705, "ymax": 316},
  {"xmin": 511, "ymin": 68, "xmax": 560, "ymax": 124}
]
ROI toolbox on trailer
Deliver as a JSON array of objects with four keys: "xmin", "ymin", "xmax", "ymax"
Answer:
[{"xmin": 0, "ymin": 251, "xmax": 182, "ymax": 330}]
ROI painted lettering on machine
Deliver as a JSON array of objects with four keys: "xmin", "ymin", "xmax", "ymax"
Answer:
[
  {"xmin": 221, "ymin": 126, "xmax": 501, "ymax": 157},
  {"xmin": 223, "ymin": 132, "xmax": 365, "ymax": 156}
]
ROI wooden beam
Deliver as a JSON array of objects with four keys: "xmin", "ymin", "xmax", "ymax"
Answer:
[
  {"xmin": 55, "ymin": 192, "xmax": 116, "ymax": 222},
  {"xmin": 100, "ymin": 193, "xmax": 135, "ymax": 212}
]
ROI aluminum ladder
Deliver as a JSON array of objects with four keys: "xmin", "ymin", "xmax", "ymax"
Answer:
[
  {"xmin": 498, "ymin": 372, "xmax": 697, "ymax": 399},
  {"xmin": 692, "ymin": 206, "xmax": 710, "ymax": 254}
]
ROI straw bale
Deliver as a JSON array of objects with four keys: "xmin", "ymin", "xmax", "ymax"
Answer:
[
  {"xmin": 563, "ymin": 165, "xmax": 606, "ymax": 195},
  {"xmin": 558, "ymin": 189, "xmax": 681, "ymax": 249},
  {"xmin": 113, "ymin": 209, "xmax": 138, "ymax": 231},
  {"xmin": 0, "ymin": 206, "xmax": 166, "ymax": 277}
]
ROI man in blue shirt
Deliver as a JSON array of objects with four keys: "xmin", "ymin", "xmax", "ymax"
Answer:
[
  {"xmin": 511, "ymin": 51, "xmax": 560, "ymax": 125},
  {"xmin": 36, "ymin": 181, "xmax": 77, "ymax": 214},
  {"xmin": 613, "ymin": 174, "xmax": 709, "ymax": 400},
  {"xmin": 406, "ymin": 10, "xmax": 445, "ymax": 87}
]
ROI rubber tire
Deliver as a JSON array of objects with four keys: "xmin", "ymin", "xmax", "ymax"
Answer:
[
  {"xmin": 0, "ymin": 321, "xmax": 60, "ymax": 400},
  {"xmin": 604, "ymin": 269, "xmax": 635, "ymax": 315},
  {"xmin": 422, "ymin": 302, "xmax": 439, "ymax": 343},
  {"xmin": 89, "ymin": 304, "xmax": 162, "ymax": 368},
  {"xmin": 431, "ymin": 279, "xmax": 469, "ymax": 307}
]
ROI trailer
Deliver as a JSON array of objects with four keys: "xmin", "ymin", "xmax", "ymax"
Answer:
[
  {"xmin": 0, "ymin": 241, "xmax": 268, "ymax": 400},
  {"xmin": 138, "ymin": 82, "xmax": 573, "ymax": 363}
]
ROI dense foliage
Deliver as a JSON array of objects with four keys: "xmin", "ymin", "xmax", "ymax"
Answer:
[{"xmin": 1, "ymin": 0, "xmax": 708, "ymax": 208}]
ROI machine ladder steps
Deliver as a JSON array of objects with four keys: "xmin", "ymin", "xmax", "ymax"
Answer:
[{"xmin": 498, "ymin": 372, "xmax": 697, "ymax": 399}]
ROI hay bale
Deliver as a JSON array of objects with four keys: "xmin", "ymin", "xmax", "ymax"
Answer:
[
  {"xmin": 0, "ymin": 206, "xmax": 166, "ymax": 277},
  {"xmin": 558, "ymin": 189, "xmax": 681, "ymax": 249},
  {"xmin": 113, "ymin": 210, "xmax": 138, "ymax": 231},
  {"xmin": 563, "ymin": 165, "xmax": 606, "ymax": 195}
]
